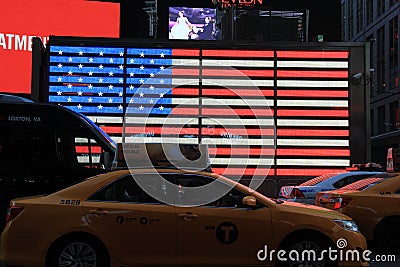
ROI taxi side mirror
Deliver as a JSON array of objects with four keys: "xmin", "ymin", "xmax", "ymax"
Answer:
[{"xmin": 242, "ymin": 196, "xmax": 257, "ymax": 207}]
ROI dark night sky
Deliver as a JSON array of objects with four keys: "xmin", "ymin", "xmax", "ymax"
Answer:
[{"xmin": 120, "ymin": 0, "xmax": 341, "ymax": 41}]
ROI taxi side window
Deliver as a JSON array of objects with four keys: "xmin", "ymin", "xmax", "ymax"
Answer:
[
  {"xmin": 333, "ymin": 174, "xmax": 373, "ymax": 188},
  {"xmin": 175, "ymin": 174, "xmax": 251, "ymax": 208},
  {"xmin": 88, "ymin": 175, "xmax": 160, "ymax": 204}
]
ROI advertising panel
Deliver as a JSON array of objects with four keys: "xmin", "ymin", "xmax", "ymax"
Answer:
[{"xmin": 0, "ymin": 0, "xmax": 119, "ymax": 94}]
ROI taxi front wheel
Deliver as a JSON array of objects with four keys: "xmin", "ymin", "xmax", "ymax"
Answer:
[
  {"xmin": 47, "ymin": 236, "xmax": 110, "ymax": 267},
  {"xmin": 277, "ymin": 233, "xmax": 337, "ymax": 267}
]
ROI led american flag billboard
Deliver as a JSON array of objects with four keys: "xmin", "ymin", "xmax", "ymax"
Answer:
[{"xmin": 48, "ymin": 42, "xmax": 352, "ymax": 181}]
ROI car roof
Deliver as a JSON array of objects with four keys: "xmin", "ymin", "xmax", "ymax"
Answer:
[{"xmin": 299, "ymin": 171, "xmax": 382, "ymax": 187}]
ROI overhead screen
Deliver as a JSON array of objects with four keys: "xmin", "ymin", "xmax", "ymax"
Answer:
[
  {"xmin": 169, "ymin": 7, "xmax": 220, "ymax": 40},
  {"xmin": 0, "ymin": 0, "xmax": 119, "ymax": 94},
  {"xmin": 48, "ymin": 45, "xmax": 350, "ymax": 181}
]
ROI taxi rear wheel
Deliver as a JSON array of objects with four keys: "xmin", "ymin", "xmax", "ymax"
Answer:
[
  {"xmin": 47, "ymin": 237, "xmax": 110, "ymax": 267},
  {"xmin": 376, "ymin": 217, "xmax": 400, "ymax": 253},
  {"xmin": 278, "ymin": 234, "xmax": 336, "ymax": 267}
]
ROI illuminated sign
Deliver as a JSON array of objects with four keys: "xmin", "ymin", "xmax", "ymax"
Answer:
[
  {"xmin": 0, "ymin": 0, "xmax": 119, "ymax": 94},
  {"xmin": 47, "ymin": 44, "xmax": 351, "ymax": 179},
  {"xmin": 218, "ymin": 0, "xmax": 263, "ymax": 8}
]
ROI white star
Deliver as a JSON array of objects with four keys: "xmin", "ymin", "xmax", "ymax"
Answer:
[
  {"xmin": 78, "ymin": 77, "xmax": 83, "ymax": 82},
  {"xmin": 119, "ymin": 78, "xmax": 123, "ymax": 83},
  {"xmin": 67, "ymin": 97, "xmax": 72, "ymax": 102},
  {"xmin": 68, "ymin": 57, "xmax": 73, "ymax": 62},
  {"xmin": 150, "ymin": 59, "xmax": 155, "ymax": 64},
  {"xmin": 159, "ymin": 106, "xmax": 164, "ymax": 111},
  {"xmin": 118, "ymin": 105, "xmax": 123, "ymax": 110},
  {"xmin": 88, "ymin": 71, "xmax": 93, "ymax": 76},
  {"xmin": 98, "ymin": 78, "xmax": 103, "ymax": 83},
  {"xmin": 119, "ymin": 52, "xmax": 124, "ymax": 56},
  {"xmin": 139, "ymin": 79, "xmax": 144, "ymax": 84},
  {"xmin": 150, "ymin": 73, "xmax": 154, "ymax": 77},
  {"xmin": 58, "ymin": 50, "xmax": 63, "ymax": 55},
  {"xmin": 159, "ymin": 92, "xmax": 164, "ymax": 98},
  {"xmin": 88, "ymin": 97, "xmax": 93, "ymax": 103},
  {"xmin": 109, "ymin": 58, "xmax": 114, "ymax": 63},
  {"xmin": 130, "ymin": 58, "xmax": 134, "ymax": 63},
  {"xmin": 160, "ymin": 66, "xmax": 165, "ymax": 70},
  {"xmin": 57, "ymin": 77, "xmax": 62, "ymax": 82},
  {"xmin": 160, "ymin": 52, "xmax": 165, "ymax": 57},
  {"xmin": 78, "ymin": 64, "xmax": 83, "ymax": 69},
  {"xmin": 139, "ymin": 92, "xmax": 144, "ymax": 97},
  {"xmin": 108, "ymin": 98, "xmax": 113, "ymax": 103},
  {"xmin": 129, "ymin": 85, "xmax": 134, "ymax": 90},
  {"xmin": 140, "ymin": 52, "xmax": 145, "ymax": 57},
  {"xmin": 77, "ymin": 104, "xmax": 82, "ymax": 109},
  {"xmin": 140, "ymin": 65, "xmax": 144, "ymax": 70},
  {"xmin": 88, "ymin": 84, "xmax": 93, "ymax": 89},
  {"xmin": 99, "ymin": 64, "xmax": 103, "ymax": 69},
  {"xmin": 98, "ymin": 91, "xmax": 103, "ymax": 96},
  {"xmin": 130, "ymin": 72, "xmax": 134, "ymax": 77},
  {"xmin": 78, "ymin": 51, "xmax": 83, "ymax": 56},
  {"xmin": 98, "ymin": 104, "xmax": 103, "ymax": 110},
  {"xmin": 58, "ymin": 63, "xmax": 63, "ymax": 68},
  {"xmin": 149, "ymin": 85, "xmax": 154, "ymax": 90},
  {"xmin": 68, "ymin": 70, "xmax": 73, "ymax": 75},
  {"xmin": 89, "ymin": 58, "xmax": 94, "ymax": 62},
  {"xmin": 119, "ymin": 92, "xmax": 123, "ymax": 97},
  {"xmin": 149, "ymin": 99, "xmax": 154, "ymax": 104},
  {"xmin": 99, "ymin": 51, "xmax": 104, "ymax": 56},
  {"xmin": 109, "ymin": 72, "xmax": 114, "ymax": 76},
  {"xmin": 108, "ymin": 84, "xmax": 113, "ymax": 90},
  {"xmin": 160, "ymin": 79, "xmax": 164, "ymax": 84},
  {"xmin": 119, "ymin": 65, "xmax": 124, "ymax": 70},
  {"xmin": 78, "ymin": 91, "xmax": 83, "ymax": 96},
  {"xmin": 67, "ymin": 84, "xmax": 72, "ymax": 89},
  {"xmin": 139, "ymin": 105, "xmax": 144, "ymax": 110},
  {"xmin": 57, "ymin": 91, "xmax": 62, "ymax": 95},
  {"xmin": 129, "ymin": 98, "xmax": 134, "ymax": 103}
]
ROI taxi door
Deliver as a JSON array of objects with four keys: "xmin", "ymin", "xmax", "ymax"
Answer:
[
  {"xmin": 83, "ymin": 174, "xmax": 177, "ymax": 266},
  {"xmin": 175, "ymin": 174, "xmax": 273, "ymax": 266}
]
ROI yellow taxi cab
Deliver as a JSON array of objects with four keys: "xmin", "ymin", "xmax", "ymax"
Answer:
[
  {"xmin": 1, "ymin": 144, "xmax": 368, "ymax": 267},
  {"xmin": 315, "ymin": 176, "xmax": 386, "ymax": 207},
  {"xmin": 315, "ymin": 173, "xmax": 400, "ymax": 252}
]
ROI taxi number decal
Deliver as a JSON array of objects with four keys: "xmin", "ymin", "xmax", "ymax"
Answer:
[{"xmin": 60, "ymin": 199, "xmax": 81, "ymax": 205}]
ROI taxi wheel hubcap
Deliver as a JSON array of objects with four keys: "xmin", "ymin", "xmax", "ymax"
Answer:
[
  {"xmin": 59, "ymin": 241, "xmax": 97, "ymax": 267},
  {"xmin": 288, "ymin": 241, "xmax": 325, "ymax": 267}
]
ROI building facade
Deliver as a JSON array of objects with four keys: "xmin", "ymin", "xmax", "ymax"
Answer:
[{"xmin": 341, "ymin": 0, "xmax": 399, "ymax": 165}]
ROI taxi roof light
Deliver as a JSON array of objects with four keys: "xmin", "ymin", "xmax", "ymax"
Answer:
[
  {"xmin": 112, "ymin": 143, "xmax": 212, "ymax": 172},
  {"xmin": 346, "ymin": 162, "xmax": 384, "ymax": 172}
]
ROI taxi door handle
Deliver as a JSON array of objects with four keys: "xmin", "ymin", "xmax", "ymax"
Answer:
[
  {"xmin": 89, "ymin": 209, "xmax": 109, "ymax": 216},
  {"xmin": 179, "ymin": 213, "xmax": 198, "ymax": 221}
]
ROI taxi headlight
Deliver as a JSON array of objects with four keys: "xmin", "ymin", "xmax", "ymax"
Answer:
[{"xmin": 334, "ymin": 219, "xmax": 359, "ymax": 232}]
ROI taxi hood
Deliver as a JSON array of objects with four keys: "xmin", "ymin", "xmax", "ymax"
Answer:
[{"xmin": 280, "ymin": 200, "xmax": 351, "ymax": 220}]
